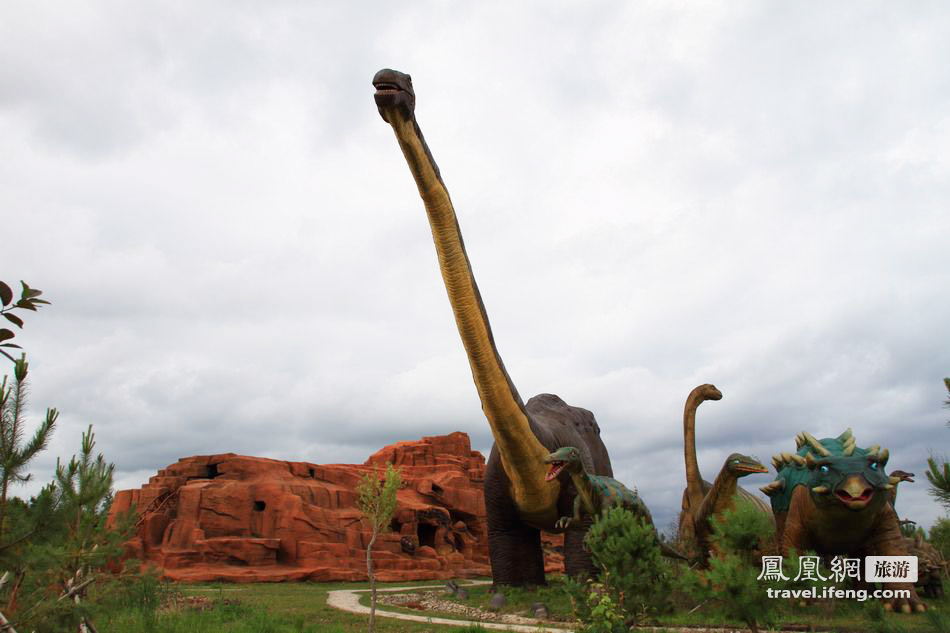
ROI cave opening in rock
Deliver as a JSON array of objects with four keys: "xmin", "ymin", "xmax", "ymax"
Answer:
[
  {"xmin": 254, "ymin": 500, "xmax": 266, "ymax": 512},
  {"xmin": 417, "ymin": 523, "xmax": 436, "ymax": 549},
  {"xmin": 206, "ymin": 463, "xmax": 220, "ymax": 479},
  {"xmin": 308, "ymin": 467, "xmax": 315, "ymax": 478}
]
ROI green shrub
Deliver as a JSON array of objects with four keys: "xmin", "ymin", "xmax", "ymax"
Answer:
[
  {"xmin": 708, "ymin": 500, "xmax": 775, "ymax": 564},
  {"xmin": 577, "ymin": 505, "xmax": 672, "ymax": 626},
  {"xmin": 680, "ymin": 502, "xmax": 780, "ymax": 633},
  {"xmin": 929, "ymin": 517, "xmax": 950, "ymax": 560}
]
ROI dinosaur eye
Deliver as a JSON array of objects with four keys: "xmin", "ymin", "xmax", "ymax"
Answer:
[
  {"xmin": 869, "ymin": 462, "xmax": 879, "ymax": 470},
  {"xmin": 819, "ymin": 465, "xmax": 830, "ymax": 474}
]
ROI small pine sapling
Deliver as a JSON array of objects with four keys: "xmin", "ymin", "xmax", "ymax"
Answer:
[
  {"xmin": 682, "ymin": 503, "xmax": 780, "ymax": 633},
  {"xmin": 583, "ymin": 505, "xmax": 672, "ymax": 625}
]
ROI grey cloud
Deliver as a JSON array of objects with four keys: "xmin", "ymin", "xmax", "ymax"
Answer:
[{"xmin": 4, "ymin": 2, "xmax": 949, "ymax": 537}]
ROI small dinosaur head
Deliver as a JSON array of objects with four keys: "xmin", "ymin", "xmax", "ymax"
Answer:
[
  {"xmin": 889, "ymin": 469, "xmax": 914, "ymax": 484},
  {"xmin": 698, "ymin": 384, "xmax": 723, "ymax": 401},
  {"xmin": 373, "ymin": 68, "xmax": 416, "ymax": 124},
  {"xmin": 544, "ymin": 446, "xmax": 583, "ymax": 481},
  {"xmin": 724, "ymin": 453, "xmax": 768, "ymax": 477}
]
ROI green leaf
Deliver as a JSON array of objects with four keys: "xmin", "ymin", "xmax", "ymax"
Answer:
[
  {"xmin": 0, "ymin": 281, "xmax": 11, "ymax": 306},
  {"xmin": 14, "ymin": 300, "xmax": 36, "ymax": 311},
  {"xmin": 31, "ymin": 298, "xmax": 50, "ymax": 305},
  {"xmin": 19, "ymin": 280, "xmax": 30, "ymax": 300},
  {"xmin": 24, "ymin": 287, "xmax": 42, "ymax": 299},
  {"xmin": 0, "ymin": 329, "xmax": 14, "ymax": 342},
  {"xmin": 3, "ymin": 313, "xmax": 23, "ymax": 328}
]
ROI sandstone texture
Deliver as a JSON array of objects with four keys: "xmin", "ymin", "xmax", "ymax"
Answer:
[{"xmin": 108, "ymin": 432, "xmax": 564, "ymax": 582}]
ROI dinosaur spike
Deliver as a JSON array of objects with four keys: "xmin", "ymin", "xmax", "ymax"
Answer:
[
  {"xmin": 805, "ymin": 452, "xmax": 818, "ymax": 469},
  {"xmin": 838, "ymin": 428, "xmax": 853, "ymax": 442},
  {"xmin": 790, "ymin": 454, "xmax": 806, "ymax": 467},
  {"xmin": 867, "ymin": 444, "xmax": 880, "ymax": 456},
  {"xmin": 795, "ymin": 433, "xmax": 806, "ymax": 450},
  {"xmin": 772, "ymin": 454, "xmax": 784, "ymax": 470},
  {"xmin": 760, "ymin": 480, "xmax": 785, "ymax": 496},
  {"xmin": 879, "ymin": 447, "xmax": 889, "ymax": 466},
  {"xmin": 842, "ymin": 440, "xmax": 855, "ymax": 456},
  {"xmin": 811, "ymin": 485, "xmax": 830, "ymax": 494},
  {"xmin": 802, "ymin": 432, "xmax": 831, "ymax": 457}
]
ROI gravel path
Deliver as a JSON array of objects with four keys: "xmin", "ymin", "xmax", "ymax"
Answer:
[
  {"xmin": 325, "ymin": 581, "xmax": 828, "ymax": 633},
  {"xmin": 325, "ymin": 580, "xmax": 575, "ymax": 632}
]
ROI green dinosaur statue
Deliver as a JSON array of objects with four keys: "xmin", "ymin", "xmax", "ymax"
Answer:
[
  {"xmin": 678, "ymin": 384, "xmax": 771, "ymax": 562},
  {"xmin": 760, "ymin": 429, "xmax": 925, "ymax": 613},
  {"xmin": 545, "ymin": 446, "xmax": 648, "ymax": 529},
  {"xmin": 544, "ymin": 446, "xmax": 688, "ymax": 561}
]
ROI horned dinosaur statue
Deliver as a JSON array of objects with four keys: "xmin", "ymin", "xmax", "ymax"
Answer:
[
  {"xmin": 544, "ymin": 446, "xmax": 688, "ymax": 561},
  {"xmin": 760, "ymin": 429, "xmax": 925, "ymax": 613},
  {"xmin": 373, "ymin": 69, "xmax": 614, "ymax": 586},
  {"xmin": 677, "ymin": 384, "xmax": 771, "ymax": 561}
]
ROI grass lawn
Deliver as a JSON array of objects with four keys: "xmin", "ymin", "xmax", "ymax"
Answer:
[{"xmin": 92, "ymin": 575, "xmax": 950, "ymax": 633}]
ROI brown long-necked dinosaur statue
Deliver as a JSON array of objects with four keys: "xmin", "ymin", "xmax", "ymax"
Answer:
[
  {"xmin": 373, "ymin": 69, "xmax": 617, "ymax": 586},
  {"xmin": 677, "ymin": 384, "xmax": 771, "ymax": 563}
]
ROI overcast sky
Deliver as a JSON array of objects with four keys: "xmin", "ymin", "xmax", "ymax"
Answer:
[{"xmin": 2, "ymin": 1, "xmax": 948, "ymax": 534}]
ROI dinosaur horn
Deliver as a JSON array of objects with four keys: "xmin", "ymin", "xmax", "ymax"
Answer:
[
  {"xmin": 772, "ymin": 454, "xmax": 784, "ymax": 470},
  {"xmin": 842, "ymin": 438, "xmax": 856, "ymax": 456},
  {"xmin": 867, "ymin": 444, "xmax": 880, "ymax": 456},
  {"xmin": 790, "ymin": 454, "xmax": 806, "ymax": 467},
  {"xmin": 801, "ymin": 432, "xmax": 831, "ymax": 457},
  {"xmin": 795, "ymin": 433, "xmax": 806, "ymax": 450},
  {"xmin": 760, "ymin": 479, "xmax": 785, "ymax": 496},
  {"xmin": 804, "ymin": 452, "xmax": 819, "ymax": 469},
  {"xmin": 837, "ymin": 428, "xmax": 853, "ymax": 442},
  {"xmin": 879, "ymin": 447, "xmax": 889, "ymax": 466}
]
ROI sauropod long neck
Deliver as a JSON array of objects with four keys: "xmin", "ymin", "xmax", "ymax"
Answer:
[{"xmin": 385, "ymin": 112, "xmax": 555, "ymax": 515}]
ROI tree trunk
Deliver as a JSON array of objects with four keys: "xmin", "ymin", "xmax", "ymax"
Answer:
[
  {"xmin": 0, "ymin": 479, "xmax": 9, "ymax": 541},
  {"xmin": 366, "ymin": 528, "xmax": 378, "ymax": 633}
]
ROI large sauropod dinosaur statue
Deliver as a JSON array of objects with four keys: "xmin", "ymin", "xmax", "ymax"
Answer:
[
  {"xmin": 677, "ymin": 384, "xmax": 771, "ymax": 557},
  {"xmin": 760, "ymin": 429, "xmax": 925, "ymax": 613},
  {"xmin": 373, "ymin": 69, "xmax": 613, "ymax": 586}
]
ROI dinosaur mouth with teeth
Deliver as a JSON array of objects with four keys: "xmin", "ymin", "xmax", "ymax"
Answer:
[
  {"xmin": 372, "ymin": 70, "xmax": 414, "ymax": 117},
  {"xmin": 373, "ymin": 81, "xmax": 402, "ymax": 97},
  {"xmin": 545, "ymin": 461, "xmax": 567, "ymax": 481}
]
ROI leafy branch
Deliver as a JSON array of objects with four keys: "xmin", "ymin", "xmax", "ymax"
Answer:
[{"xmin": 0, "ymin": 282, "xmax": 50, "ymax": 363}]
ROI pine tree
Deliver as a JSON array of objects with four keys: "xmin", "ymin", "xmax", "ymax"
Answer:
[
  {"xmin": 583, "ymin": 506, "xmax": 672, "ymax": 627},
  {"xmin": 0, "ymin": 356, "xmax": 57, "ymax": 539},
  {"xmin": 925, "ymin": 378, "xmax": 950, "ymax": 511}
]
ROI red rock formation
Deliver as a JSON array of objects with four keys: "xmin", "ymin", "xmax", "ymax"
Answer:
[{"xmin": 108, "ymin": 432, "xmax": 564, "ymax": 582}]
